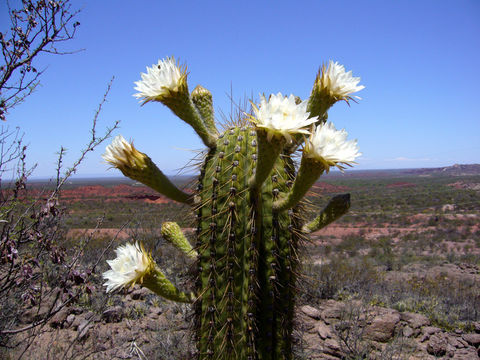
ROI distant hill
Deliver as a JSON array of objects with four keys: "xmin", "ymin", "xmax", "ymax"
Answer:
[{"xmin": 405, "ymin": 163, "xmax": 480, "ymax": 176}]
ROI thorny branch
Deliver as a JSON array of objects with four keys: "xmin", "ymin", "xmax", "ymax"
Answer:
[
  {"xmin": 0, "ymin": 79, "xmax": 119, "ymax": 354},
  {"xmin": 0, "ymin": 0, "xmax": 82, "ymax": 120}
]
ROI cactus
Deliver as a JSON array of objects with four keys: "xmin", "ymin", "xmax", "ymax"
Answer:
[{"xmin": 102, "ymin": 58, "xmax": 363, "ymax": 359}]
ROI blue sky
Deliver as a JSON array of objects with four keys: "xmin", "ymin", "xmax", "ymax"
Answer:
[{"xmin": 2, "ymin": 0, "xmax": 479, "ymax": 178}]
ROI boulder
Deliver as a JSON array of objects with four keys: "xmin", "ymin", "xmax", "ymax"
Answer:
[
  {"xmin": 301, "ymin": 305, "xmax": 322, "ymax": 320},
  {"xmin": 323, "ymin": 338, "xmax": 342, "ymax": 357},
  {"xmin": 420, "ymin": 326, "xmax": 442, "ymax": 342},
  {"xmin": 427, "ymin": 334, "xmax": 447, "ymax": 356},
  {"xmin": 317, "ymin": 322, "xmax": 333, "ymax": 340},
  {"xmin": 365, "ymin": 312, "xmax": 400, "ymax": 342},
  {"xmin": 463, "ymin": 333, "xmax": 480, "ymax": 347},
  {"xmin": 321, "ymin": 300, "xmax": 346, "ymax": 321},
  {"xmin": 403, "ymin": 325, "xmax": 414, "ymax": 338},
  {"xmin": 400, "ymin": 312, "xmax": 430, "ymax": 329}
]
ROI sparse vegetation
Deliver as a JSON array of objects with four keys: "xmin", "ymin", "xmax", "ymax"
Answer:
[{"xmin": 2, "ymin": 165, "xmax": 480, "ymax": 358}]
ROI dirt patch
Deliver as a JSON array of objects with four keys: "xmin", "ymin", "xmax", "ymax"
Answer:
[{"xmin": 448, "ymin": 181, "xmax": 480, "ymax": 191}]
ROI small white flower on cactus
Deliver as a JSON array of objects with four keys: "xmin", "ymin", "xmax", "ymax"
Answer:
[
  {"xmin": 103, "ymin": 242, "xmax": 154, "ymax": 293},
  {"xmin": 102, "ymin": 135, "xmax": 146, "ymax": 171},
  {"xmin": 304, "ymin": 122, "xmax": 361, "ymax": 171},
  {"xmin": 251, "ymin": 93, "xmax": 317, "ymax": 142},
  {"xmin": 316, "ymin": 61, "xmax": 364, "ymax": 101},
  {"xmin": 133, "ymin": 57, "xmax": 186, "ymax": 104}
]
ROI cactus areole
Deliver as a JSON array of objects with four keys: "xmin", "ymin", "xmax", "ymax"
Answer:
[{"xmin": 103, "ymin": 57, "xmax": 363, "ymax": 359}]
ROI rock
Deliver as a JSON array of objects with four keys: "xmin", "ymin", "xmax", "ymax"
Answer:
[
  {"xmin": 71, "ymin": 311, "xmax": 96, "ymax": 330},
  {"xmin": 317, "ymin": 322, "xmax": 333, "ymax": 340},
  {"xmin": 77, "ymin": 319, "xmax": 93, "ymax": 340},
  {"xmin": 102, "ymin": 306, "xmax": 124, "ymax": 323},
  {"xmin": 421, "ymin": 326, "xmax": 442, "ymax": 342},
  {"xmin": 446, "ymin": 344, "xmax": 456, "ymax": 357},
  {"xmin": 301, "ymin": 305, "xmax": 322, "ymax": 320},
  {"xmin": 400, "ymin": 312, "xmax": 430, "ymax": 329},
  {"xmin": 463, "ymin": 333, "xmax": 480, "ymax": 347},
  {"xmin": 447, "ymin": 335, "xmax": 466, "ymax": 349},
  {"xmin": 70, "ymin": 306, "xmax": 84, "ymax": 315},
  {"xmin": 50, "ymin": 307, "xmax": 70, "ymax": 328},
  {"xmin": 19, "ymin": 303, "xmax": 51, "ymax": 325},
  {"xmin": 131, "ymin": 287, "xmax": 150, "ymax": 300},
  {"xmin": 403, "ymin": 325, "xmax": 414, "ymax": 338},
  {"xmin": 65, "ymin": 314, "xmax": 75, "ymax": 328},
  {"xmin": 452, "ymin": 348, "xmax": 480, "ymax": 360},
  {"xmin": 323, "ymin": 338, "xmax": 342, "ymax": 357},
  {"xmin": 321, "ymin": 300, "xmax": 345, "ymax": 321},
  {"xmin": 303, "ymin": 321, "xmax": 317, "ymax": 334},
  {"xmin": 365, "ymin": 312, "xmax": 400, "ymax": 342},
  {"xmin": 427, "ymin": 334, "xmax": 447, "ymax": 356}
]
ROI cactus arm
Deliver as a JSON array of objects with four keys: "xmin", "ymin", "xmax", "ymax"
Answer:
[
  {"xmin": 302, "ymin": 193, "xmax": 351, "ymax": 234},
  {"xmin": 192, "ymin": 85, "xmax": 218, "ymax": 136},
  {"xmin": 273, "ymin": 156, "xmax": 324, "ymax": 211},
  {"xmin": 161, "ymin": 222, "xmax": 198, "ymax": 260},
  {"xmin": 119, "ymin": 156, "xmax": 194, "ymax": 206},
  {"xmin": 103, "ymin": 137, "xmax": 194, "ymax": 205},
  {"xmin": 141, "ymin": 266, "xmax": 195, "ymax": 303},
  {"xmin": 249, "ymin": 129, "xmax": 285, "ymax": 191},
  {"xmin": 161, "ymin": 90, "xmax": 218, "ymax": 148}
]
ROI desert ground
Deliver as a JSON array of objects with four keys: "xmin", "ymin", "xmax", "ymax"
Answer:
[{"xmin": 2, "ymin": 165, "xmax": 479, "ymax": 359}]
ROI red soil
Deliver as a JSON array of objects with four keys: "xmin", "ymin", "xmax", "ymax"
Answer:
[
  {"xmin": 61, "ymin": 185, "xmax": 173, "ymax": 204},
  {"xmin": 6, "ymin": 184, "xmax": 180, "ymax": 204}
]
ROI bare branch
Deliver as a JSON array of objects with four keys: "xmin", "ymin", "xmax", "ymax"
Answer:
[
  {"xmin": 0, "ymin": 0, "xmax": 82, "ymax": 120},
  {"xmin": 51, "ymin": 77, "xmax": 118, "ymax": 198}
]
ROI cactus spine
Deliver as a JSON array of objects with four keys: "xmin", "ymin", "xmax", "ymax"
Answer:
[{"xmin": 103, "ymin": 58, "xmax": 363, "ymax": 360}]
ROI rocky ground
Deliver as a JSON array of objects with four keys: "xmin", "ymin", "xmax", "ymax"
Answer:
[
  {"xmin": 297, "ymin": 302, "xmax": 480, "ymax": 359},
  {"xmin": 5, "ymin": 286, "xmax": 480, "ymax": 359}
]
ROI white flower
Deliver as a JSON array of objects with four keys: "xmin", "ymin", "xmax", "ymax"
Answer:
[
  {"xmin": 251, "ymin": 93, "xmax": 317, "ymax": 142},
  {"xmin": 133, "ymin": 57, "xmax": 185, "ymax": 103},
  {"xmin": 304, "ymin": 122, "xmax": 361, "ymax": 171},
  {"xmin": 317, "ymin": 61, "xmax": 364, "ymax": 100},
  {"xmin": 102, "ymin": 135, "xmax": 146, "ymax": 170},
  {"xmin": 103, "ymin": 242, "xmax": 154, "ymax": 293}
]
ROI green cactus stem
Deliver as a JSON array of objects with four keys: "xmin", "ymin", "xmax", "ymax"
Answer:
[
  {"xmin": 249, "ymin": 129, "xmax": 286, "ymax": 192},
  {"xmin": 273, "ymin": 156, "xmax": 325, "ymax": 212},
  {"xmin": 195, "ymin": 126, "xmax": 301, "ymax": 359},
  {"xmin": 192, "ymin": 85, "xmax": 218, "ymax": 137},
  {"xmin": 127, "ymin": 157, "xmax": 194, "ymax": 206},
  {"xmin": 142, "ymin": 265, "xmax": 195, "ymax": 303},
  {"xmin": 161, "ymin": 221, "xmax": 198, "ymax": 260},
  {"xmin": 302, "ymin": 193, "xmax": 351, "ymax": 233},
  {"xmin": 161, "ymin": 89, "xmax": 218, "ymax": 148},
  {"xmin": 103, "ymin": 136, "xmax": 193, "ymax": 205}
]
